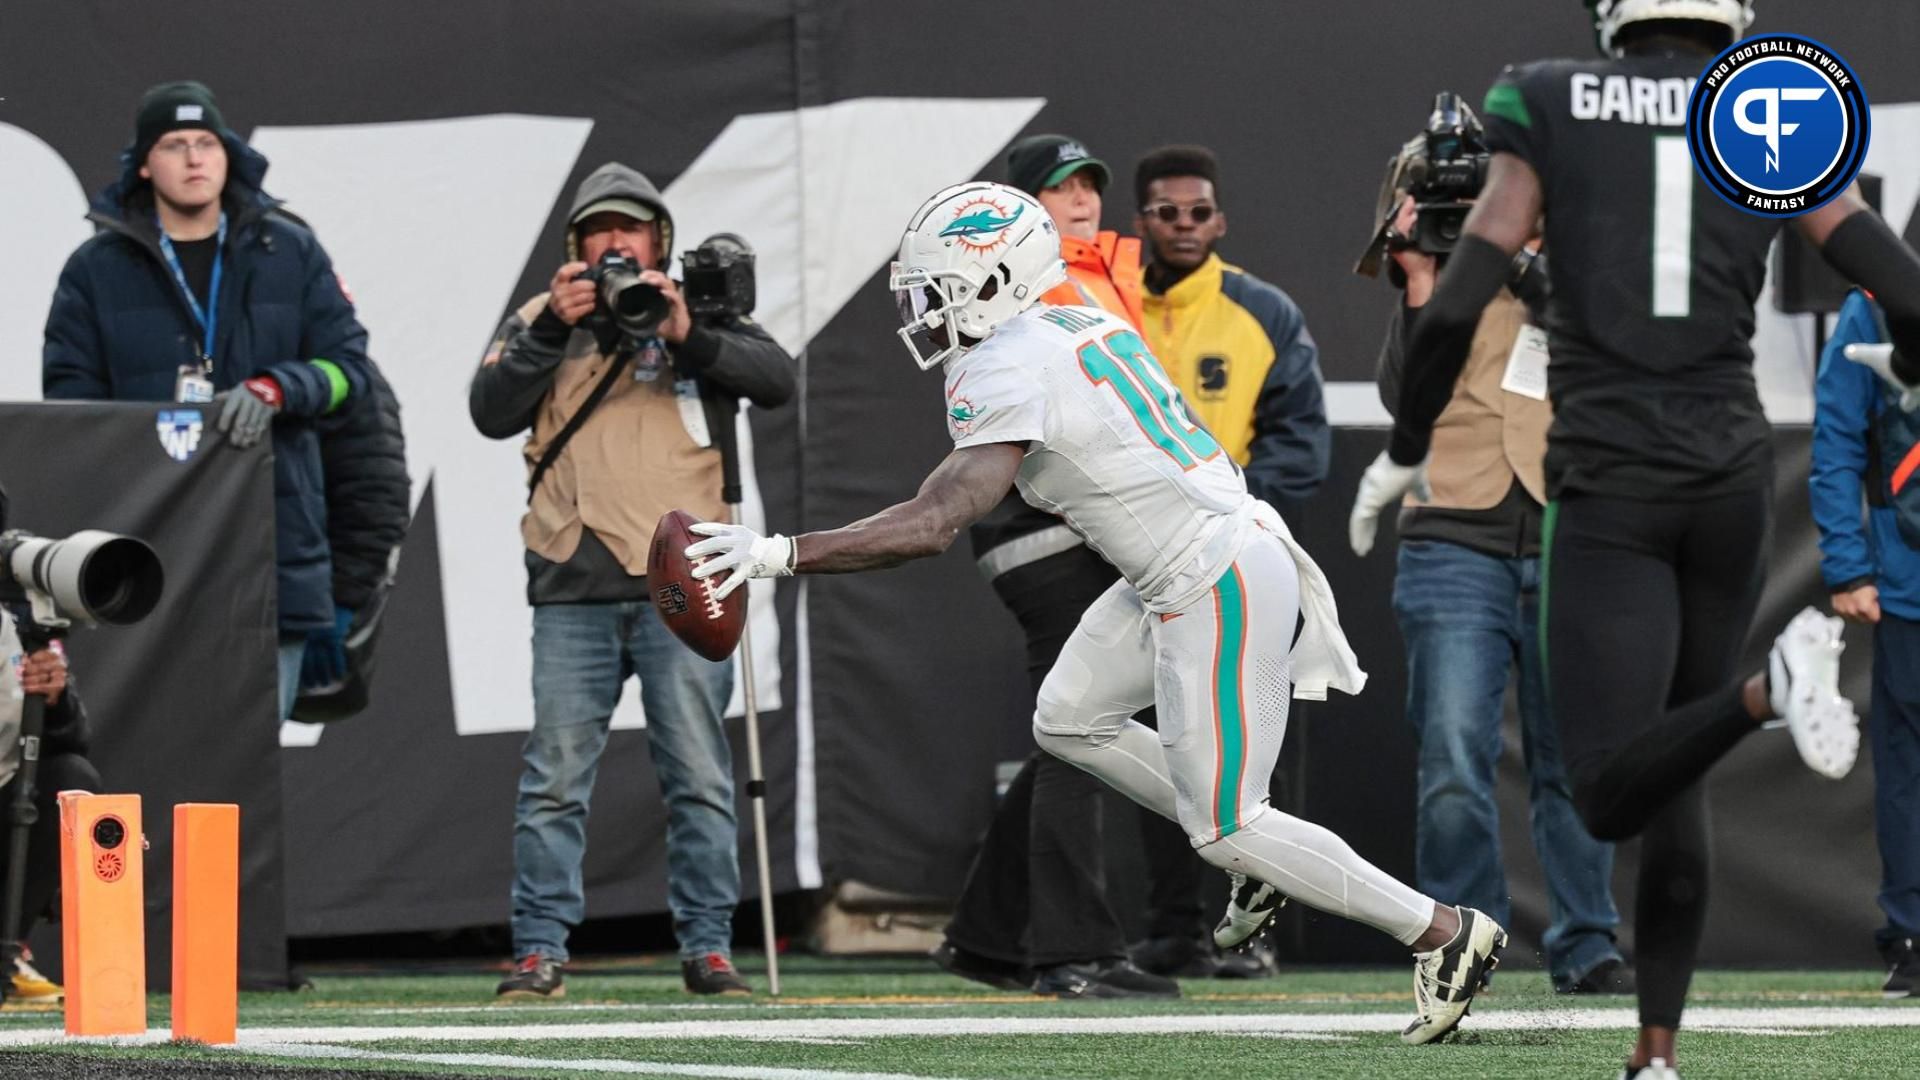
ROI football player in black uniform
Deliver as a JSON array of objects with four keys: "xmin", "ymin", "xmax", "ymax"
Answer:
[{"xmin": 1378, "ymin": 1, "xmax": 1920, "ymax": 1076}]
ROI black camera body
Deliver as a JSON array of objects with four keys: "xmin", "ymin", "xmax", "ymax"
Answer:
[
  {"xmin": 576, "ymin": 250, "xmax": 670, "ymax": 336},
  {"xmin": 1399, "ymin": 92, "xmax": 1491, "ymax": 257},
  {"xmin": 681, "ymin": 233, "xmax": 757, "ymax": 321}
]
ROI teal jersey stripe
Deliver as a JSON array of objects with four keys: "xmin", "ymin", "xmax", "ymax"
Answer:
[{"xmin": 1212, "ymin": 565, "xmax": 1250, "ymax": 838}]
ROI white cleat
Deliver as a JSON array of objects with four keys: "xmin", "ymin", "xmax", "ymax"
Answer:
[
  {"xmin": 1842, "ymin": 343, "xmax": 1920, "ymax": 412},
  {"xmin": 1768, "ymin": 607, "xmax": 1861, "ymax": 780},
  {"xmin": 1213, "ymin": 873, "xmax": 1288, "ymax": 948},
  {"xmin": 1401, "ymin": 906, "xmax": 1506, "ymax": 1045},
  {"xmin": 1619, "ymin": 1058, "xmax": 1681, "ymax": 1080}
]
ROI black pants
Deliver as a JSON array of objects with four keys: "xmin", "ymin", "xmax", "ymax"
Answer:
[
  {"xmin": 945, "ymin": 545, "xmax": 1131, "ymax": 967},
  {"xmin": 0, "ymin": 753, "xmax": 102, "ymax": 940},
  {"xmin": 1545, "ymin": 488, "xmax": 1771, "ymax": 1029}
]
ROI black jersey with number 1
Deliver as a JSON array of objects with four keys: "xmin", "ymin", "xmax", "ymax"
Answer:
[{"xmin": 1483, "ymin": 51, "xmax": 1786, "ymax": 500}]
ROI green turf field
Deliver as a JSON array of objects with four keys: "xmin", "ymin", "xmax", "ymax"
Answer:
[{"xmin": 0, "ymin": 957, "xmax": 1914, "ymax": 1078}]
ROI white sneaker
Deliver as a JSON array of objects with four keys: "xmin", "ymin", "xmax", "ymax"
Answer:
[
  {"xmin": 1619, "ymin": 1058, "xmax": 1681, "ymax": 1080},
  {"xmin": 1843, "ymin": 343, "xmax": 1920, "ymax": 412},
  {"xmin": 1213, "ymin": 873, "xmax": 1287, "ymax": 948},
  {"xmin": 1768, "ymin": 607, "xmax": 1861, "ymax": 779},
  {"xmin": 1401, "ymin": 907, "xmax": 1506, "ymax": 1045}
]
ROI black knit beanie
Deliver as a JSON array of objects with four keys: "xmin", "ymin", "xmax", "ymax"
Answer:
[{"xmin": 133, "ymin": 81, "xmax": 225, "ymax": 163}]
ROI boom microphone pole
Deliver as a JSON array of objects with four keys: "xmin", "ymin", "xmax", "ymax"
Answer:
[{"xmin": 712, "ymin": 394, "xmax": 781, "ymax": 996}]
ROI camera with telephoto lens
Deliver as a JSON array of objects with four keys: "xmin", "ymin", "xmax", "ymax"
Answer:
[
  {"xmin": 576, "ymin": 250, "xmax": 671, "ymax": 336},
  {"xmin": 680, "ymin": 233, "xmax": 757, "ymax": 321},
  {"xmin": 0, "ymin": 529, "xmax": 164, "ymax": 631}
]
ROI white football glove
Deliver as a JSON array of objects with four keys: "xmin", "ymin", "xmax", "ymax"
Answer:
[
  {"xmin": 1843, "ymin": 343, "xmax": 1920, "ymax": 412},
  {"xmin": 1348, "ymin": 450, "xmax": 1431, "ymax": 558},
  {"xmin": 686, "ymin": 522, "xmax": 795, "ymax": 600}
]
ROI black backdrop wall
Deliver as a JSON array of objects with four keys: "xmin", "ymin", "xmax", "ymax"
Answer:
[
  {"xmin": 0, "ymin": 404, "xmax": 286, "ymax": 990},
  {"xmin": 1, "ymin": 1, "xmax": 1913, "ymax": 969}
]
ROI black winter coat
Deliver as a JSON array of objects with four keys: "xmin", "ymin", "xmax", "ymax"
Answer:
[
  {"xmin": 42, "ymin": 133, "xmax": 375, "ymax": 634},
  {"xmin": 318, "ymin": 365, "xmax": 410, "ymax": 612}
]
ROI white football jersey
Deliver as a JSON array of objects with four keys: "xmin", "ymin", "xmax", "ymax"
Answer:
[{"xmin": 944, "ymin": 304, "xmax": 1253, "ymax": 612}]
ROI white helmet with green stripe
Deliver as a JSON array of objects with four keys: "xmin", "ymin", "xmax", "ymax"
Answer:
[
  {"xmin": 1587, "ymin": 0, "xmax": 1753, "ymax": 56},
  {"xmin": 889, "ymin": 181, "xmax": 1068, "ymax": 370}
]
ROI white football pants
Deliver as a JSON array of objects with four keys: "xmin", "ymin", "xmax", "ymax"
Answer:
[{"xmin": 1032, "ymin": 527, "xmax": 1436, "ymax": 945}]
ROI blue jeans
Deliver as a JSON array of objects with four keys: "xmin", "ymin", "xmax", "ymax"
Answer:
[
  {"xmin": 512, "ymin": 600, "xmax": 738, "ymax": 963},
  {"xmin": 1873, "ymin": 612, "xmax": 1920, "ymax": 952},
  {"xmin": 278, "ymin": 637, "xmax": 306, "ymax": 721},
  {"xmin": 1393, "ymin": 539, "xmax": 1622, "ymax": 987}
]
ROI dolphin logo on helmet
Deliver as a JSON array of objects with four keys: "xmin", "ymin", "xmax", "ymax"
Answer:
[{"xmin": 889, "ymin": 182, "xmax": 1067, "ymax": 370}]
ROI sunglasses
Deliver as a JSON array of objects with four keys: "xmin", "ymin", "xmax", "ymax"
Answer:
[{"xmin": 1142, "ymin": 202, "xmax": 1218, "ymax": 224}]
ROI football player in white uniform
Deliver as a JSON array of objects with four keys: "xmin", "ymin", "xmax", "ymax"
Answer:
[{"xmin": 689, "ymin": 182, "xmax": 1505, "ymax": 1042}]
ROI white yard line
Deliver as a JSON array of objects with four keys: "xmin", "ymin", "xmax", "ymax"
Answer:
[
  {"xmin": 281, "ymin": 1000, "xmax": 981, "ymax": 1018},
  {"xmin": 243, "ymin": 1041, "xmax": 958, "ymax": 1080},
  {"xmin": 2, "ymin": 1006, "xmax": 1919, "ymax": 1047}
]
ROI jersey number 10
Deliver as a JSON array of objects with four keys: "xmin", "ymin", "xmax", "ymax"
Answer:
[{"xmin": 1077, "ymin": 329, "xmax": 1223, "ymax": 470}]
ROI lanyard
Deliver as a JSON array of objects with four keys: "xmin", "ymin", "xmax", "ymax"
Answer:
[{"xmin": 157, "ymin": 212, "xmax": 227, "ymax": 368}]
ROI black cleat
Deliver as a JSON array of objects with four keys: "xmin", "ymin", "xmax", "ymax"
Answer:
[
  {"xmin": 1562, "ymin": 957, "xmax": 1637, "ymax": 995},
  {"xmin": 1032, "ymin": 959, "xmax": 1180, "ymax": 1000},
  {"xmin": 1883, "ymin": 938, "xmax": 1920, "ymax": 999},
  {"xmin": 1131, "ymin": 934, "xmax": 1219, "ymax": 978},
  {"xmin": 1086, "ymin": 957, "xmax": 1180, "ymax": 997},
  {"xmin": 932, "ymin": 941, "xmax": 1030, "ymax": 992}
]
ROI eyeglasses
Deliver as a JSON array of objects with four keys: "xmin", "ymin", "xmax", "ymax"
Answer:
[
  {"xmin": 1142, "ymin": 202, "xmax": 1218, "ymax": 224},
  {"xmin": 151, "ymin": 134, "xmax": 222, "ymax": 159}
]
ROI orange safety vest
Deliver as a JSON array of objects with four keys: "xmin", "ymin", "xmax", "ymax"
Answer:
[{"xmin": 1041, "ymin": 231, "xmax": 1146, "ymax": 332}]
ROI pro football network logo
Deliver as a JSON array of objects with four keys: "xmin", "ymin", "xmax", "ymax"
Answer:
[
  {"xmin": 156, "ymin": 409, "xmax": 204, "ymax": 462},
  {"xmin": 938, "ymin": 197, "xmax": 1024, "ymax": 254},
  {"xmin": 1686, "ymin": 34, "xmax": 1869, "ymax": 217}
]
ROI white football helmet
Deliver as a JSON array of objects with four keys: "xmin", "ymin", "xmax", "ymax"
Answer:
[
  {"xmin": 889, "ymin": 181, "xmax": 1067, "ymax": 370},
  {"xmin": 1589, "ymin": 0, "xmax": 1753, "ymax": 56}
]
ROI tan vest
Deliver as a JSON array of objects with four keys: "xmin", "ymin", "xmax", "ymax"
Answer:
[
  {"xmin": 1407, "ymin": 290, "xmax": 1551, "ymax": 511},
  {"xmin": 516, "ymin": 295, "xmax": 725, "ymax": 573}
]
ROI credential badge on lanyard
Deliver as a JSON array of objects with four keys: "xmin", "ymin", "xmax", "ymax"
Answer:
[{"xmin": 159, "ymin": 212, "xmax": 227, "ymax": 403}]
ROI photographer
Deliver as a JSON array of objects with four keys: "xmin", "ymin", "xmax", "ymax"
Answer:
[
  {"xmin": 0, "ymin": 486, "xmax": 102, "ymax": 1004},
  {"xmin": 1348, "ymin": 103, "xmax": 1625, "ymax": 995},
  {"xmin": 471, "ymin": 163, "xmax": 794, "ymax": 999}
]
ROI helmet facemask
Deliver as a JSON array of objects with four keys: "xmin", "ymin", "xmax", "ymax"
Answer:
[
  {"xmin": 889, "ymin": 181, "xmax": 1069, "ymax": 370},
  {"xmin": 892, "ymin": 263, "xmax": 971, "ymax": 370}
]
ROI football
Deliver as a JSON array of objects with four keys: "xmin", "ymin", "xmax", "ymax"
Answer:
[{"xmin": 647, "ymin": 509, "xmax": 747, "ymax": 662}]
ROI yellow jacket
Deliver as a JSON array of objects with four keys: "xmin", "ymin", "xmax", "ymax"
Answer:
[{"xmin": 1141, "ymin": 253, "xmax": 1330, "ymax": 512}]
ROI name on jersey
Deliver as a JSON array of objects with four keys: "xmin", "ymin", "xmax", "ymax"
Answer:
[
  {"xmin": 1040, "ymin": 307, "xmax": 1102, "ymax": 334},
  {"xmin": 1569, "ymin": 74, "xmax": 1691, "ymax": 127}
]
